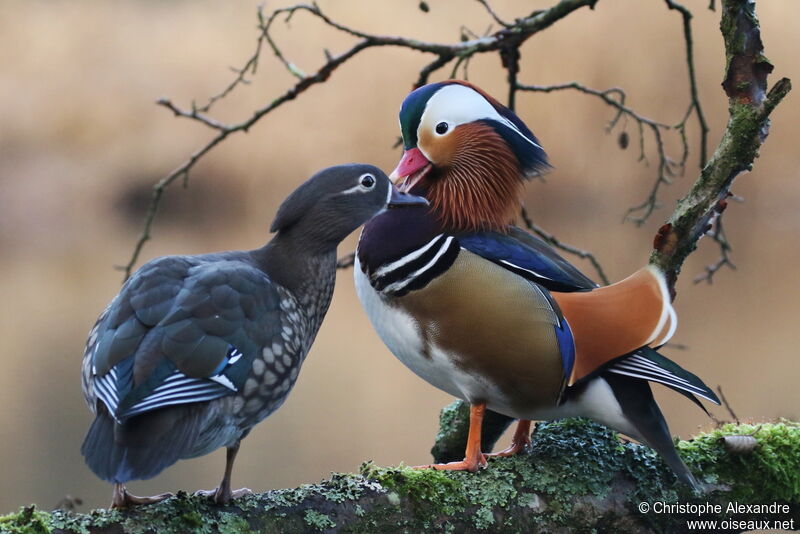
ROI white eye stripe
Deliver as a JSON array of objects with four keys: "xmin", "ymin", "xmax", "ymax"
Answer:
[
  {"xmin": 341, "ymin": 173, "xmax": 378, "ymax": 195},
  {"xmin": 340, "ymin": 184, "xmax": 365, "ymax": 195},
  {"xmin": 419, "ymin": 84, "xmax": 542, "ymax": 149}
]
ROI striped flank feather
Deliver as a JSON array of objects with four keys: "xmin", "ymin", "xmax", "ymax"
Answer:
[{"xmin": 94, "ymin": 347, "xmax": 242, "ymax": 422}]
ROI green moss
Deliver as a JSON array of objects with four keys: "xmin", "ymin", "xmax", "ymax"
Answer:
[
  {"xmin": 216, "ymin": 512, "xmax": 254, "ymax": 534},
  {"xmin": 0, "ymin": 506, "xmax": 52, "ymax": 534},
  {"xmin": 303, "ymin": 509, "xmax": 336, "ymax": 530},
  {"xmin": 429, "ymin": 401, "xmax": 470, "ymax": 461},
  {"xmin": 678, "ymin": 421, "xmax": 800, "ymax": 502},
  {"xmin": 2, "ymin": 421, "xmax": 797, "ymax": 533},
  {"xmin": 362, "ymin": 419, "xmax": 650, "ymax": 530},
  {"xmin": 361, "ymin": 461, "xmax": 465, "ymax": 515}
]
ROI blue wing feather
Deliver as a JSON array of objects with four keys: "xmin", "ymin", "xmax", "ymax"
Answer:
[
  {"xmin": 554, "ymin": 319, "xmax": 576, "ymax": 380},
  {"xmin": 457, "ymin": 228, "xmax": 597, "ymax": 292}
]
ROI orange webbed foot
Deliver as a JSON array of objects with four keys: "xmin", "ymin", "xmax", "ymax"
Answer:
[
  {"xmin": 413, "ymin": 402, "xmax": 490, "ymax": 473},
  {"xmin": 412, "ymin": 452, "xmax": 488, "ymax": 473},
  {"xmin": 485, "ymin": 420, "xmax": 532, "ymax": 458}
]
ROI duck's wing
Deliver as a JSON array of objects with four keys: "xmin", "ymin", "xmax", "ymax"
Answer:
[
  {"xmin": 85, "ymin": 256, "xmax": 282, "ymax": 423},
  {"xmin": 457, "ymin": 226, "xmax": 597, "ymax": 293}
]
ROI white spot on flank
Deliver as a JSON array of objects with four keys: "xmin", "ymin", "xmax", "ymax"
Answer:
[
  {"xmin": 263, "ymin": 371, "xmax": 278, "ymax": 386},
  {"xmin": 210, "ymin": 374, "xmax": 237, "ymax": 391},
  {"xmin": 243, "ymin": 378, "xmax": 258, "ymax": 397}
]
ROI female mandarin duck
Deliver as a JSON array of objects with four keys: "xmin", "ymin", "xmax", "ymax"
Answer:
[
  {"xmin": 81, "ymin": 164, "xmax": 426, "ymax": 507},
  {"xmin": 355, "ymin": 81, "xmax": 719, "ymax": 489}
]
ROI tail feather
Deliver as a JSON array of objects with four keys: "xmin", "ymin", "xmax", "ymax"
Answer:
[
  {"xmin": 81, "ymin": 404, "xmax": 205, "ymax": 483},
  {"xmin": 604, "ymin": 347, "xmax": 721, "ymax": 406},
  {"xmin": 603, "ymin": 373, "xmax": 701, "ymax": 490}
]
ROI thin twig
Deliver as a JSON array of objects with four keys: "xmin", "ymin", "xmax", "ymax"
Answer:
[
  {"xmin": 193, "ymin": 6, "xmax": 272, "ymax": 114},
  {"xmin": 336, "ymin": 253, "xmax": 356, "ymax": 270},
  {"xmin": 415, "ymin": 54, "xmax": 455, "ymax": 89},
  {"xmin": 475, "ymin": 0, "xmax": 513, "ymax": 27},
  {"xmin": 502, "ymin": 44, "xmax": 521, "ymax": 110},
  {"xmin": 665, "ymin": 0, "xmax": 710, "ymax": 168},
  {"xmin": 517, "ymin": 81, "xmax": 680, "ymax": 225},
  {"xmin": 519, "ymin": 206, "xmax": 610, "ymax": 285},
  {"xmin": 121, "ymin": 38, "xmax": 374, "ymax": 279},
  {"xmin": 693, "ymin": 213, "xmax": 736, "ymax": 284},
  {"xmin": 122, "ymin": 0, "xmax": 599, "ymax": 279},
  {"xmin": 717, "ymin": 385, "xmax": 740, "ymax": 425}
]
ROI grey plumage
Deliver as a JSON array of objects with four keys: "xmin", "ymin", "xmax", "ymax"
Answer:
[{"xmin": 80, "ymin": 164, "xmax": 426, "ymax": 505}]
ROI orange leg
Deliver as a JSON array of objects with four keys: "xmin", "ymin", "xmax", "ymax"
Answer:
[
  {"xmin": 486, "ymin": 419, "xmax": 532, "ymax": 458},
  {"xmin": 414, "ymin": 403, "xmax": 488, "ymax": 472}
]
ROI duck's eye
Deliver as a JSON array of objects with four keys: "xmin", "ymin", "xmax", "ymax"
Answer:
[
  {"xmin": 435, "ymin": 122, "xmax": 449, "ymax": 135},
  {"xmin": 359, "ymin": 174, "xmax": 376, "ymax": 189}
]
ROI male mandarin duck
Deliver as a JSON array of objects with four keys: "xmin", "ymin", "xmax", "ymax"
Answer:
[
  {"xmin": 81, "ymin": 164, "xmax": 426, "ymax": 507},
  {"xmin": 355, "ymin": 81, "xmax": 720, "ymax": 489}
]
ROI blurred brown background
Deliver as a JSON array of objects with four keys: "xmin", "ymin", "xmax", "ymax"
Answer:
[{"xmin": 0, "ymin": 0, "xmax": 797, "ymax": 512}]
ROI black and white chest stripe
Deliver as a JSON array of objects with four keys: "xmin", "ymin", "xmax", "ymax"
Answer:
[{"xmin": 366, "ymin": 234, "xmax": 460, "ymax": 297}]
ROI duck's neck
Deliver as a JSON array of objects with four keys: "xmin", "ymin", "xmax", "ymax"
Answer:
[
  {"xmin": 252, "ymin": 230, "xmax": 337, "ymax": 311},
  {"xmin": 357, "ymin": 205, "xmax": 444, "ymax": 270}
]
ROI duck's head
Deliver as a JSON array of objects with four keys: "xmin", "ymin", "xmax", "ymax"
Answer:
[
  {"xmin": 391, "ymin": 80, "xmax": 549, "ymax": 232},
  {"xmin": 271, "ymin": 164, "xmax": 427, "ymax": 249}
]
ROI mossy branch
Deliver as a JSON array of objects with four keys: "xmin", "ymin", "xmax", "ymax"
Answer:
[
  {"xmin": 3, "ymin": 420, "xmax": 798, "ymax": 533},
  {"xmin": 649, "ymin": 0, "xmax": 791, "ymax": 293}
]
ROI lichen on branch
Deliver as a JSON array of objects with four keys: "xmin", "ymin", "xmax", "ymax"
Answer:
[{"xmin": 2, "ymin": 419, "xmax": 798, "ymax": 533}]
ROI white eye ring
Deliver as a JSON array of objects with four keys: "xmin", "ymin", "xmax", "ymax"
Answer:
[
  {"xmin": 435, "ymin": 121, "xmax": 449, "ymax": 135},
  {"xmin": 359, "ymin": 173, "xmax": 376, "ymax": 189}
]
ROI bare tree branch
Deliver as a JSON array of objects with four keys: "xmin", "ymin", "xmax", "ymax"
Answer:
[
  {"xmin": 665, "ymin": 0, "xmax": 711, "ymax": 168},
  {"xmin": 693, "ymin": 211, "xmax": 736, "ymax": 284},
  {"xmin": 335, "ymin": 253, "xmax": 355, "ymax": 270},
  {"xmin": 120, "ymin": 0, "xmax": 599, "ymax": 280},
  {"xmin": 516, "ymin": 81, "xmax": 684, "ymax": 225},
  {"xmin": 520, "ymin": 207, "xmax": 610, "ymax": 285},
  {"xmin": 475, "ymin": 0, "xmax": 513, "ymax": 28},
  {"xmin": 649, "ymin": 0, "xmax": 791, "ymax": 296}
]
